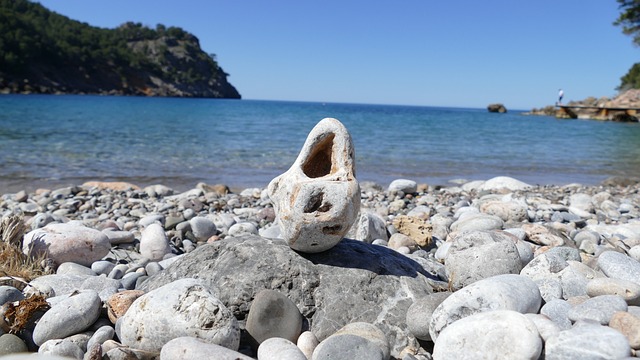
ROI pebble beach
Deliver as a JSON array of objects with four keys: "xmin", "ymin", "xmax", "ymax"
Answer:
[{"xmin": 0, "ymin": 175, "xmax": 640, "ymax": 360}]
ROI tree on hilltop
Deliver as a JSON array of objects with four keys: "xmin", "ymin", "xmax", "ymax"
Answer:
[{"xmin": 615, "ymin": 0, "xmax": 640, "ymax": 90}]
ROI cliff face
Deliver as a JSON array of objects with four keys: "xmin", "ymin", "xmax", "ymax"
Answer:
[{"xmin": 0, "ymin": 1, "xmax": 240, "ymax": 98}]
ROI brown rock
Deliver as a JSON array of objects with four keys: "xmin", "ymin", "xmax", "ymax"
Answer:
[
  {"xmin": 82, "ymin": 181, "xmax": 140, "ymax": 191},
  {"xmin": 610, "ymin": 311, "xmax": 640, "ymax": 349},
  {"xmin": 198, "ymin": 182, "xmax": 230, "ymax": 195},
  {"xmin": 521, "ymin": 223, "xmax": 565, "ymax": 247},
  {"xmin": 107, "ymin": 290, "xmax": 145, "ymax": 324},
  {"xmin": 392, "ymin": 215, "xmax": 433, "ymax": 247},
  {"xmin": 388, "ymin": 233, "xmax": 418, "ymax": 251}
]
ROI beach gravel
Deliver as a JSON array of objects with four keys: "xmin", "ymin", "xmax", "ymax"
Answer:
[{"xmin": 0, "ymin": 175, "xmax": 638, "ymax": 358}]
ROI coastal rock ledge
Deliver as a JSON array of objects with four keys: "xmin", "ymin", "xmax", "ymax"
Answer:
[{"xmin": 139, "ymin": 234, "xmax": 448, "ymax": 357}]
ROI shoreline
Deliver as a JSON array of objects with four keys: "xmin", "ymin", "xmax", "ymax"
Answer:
[{"xmin": 1, "ymin": 172, "xmax": 635, "ymax": 198}]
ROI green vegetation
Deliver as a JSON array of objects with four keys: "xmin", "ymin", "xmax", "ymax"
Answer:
[
  {"xmin": 0, "ymin": 0, "xmax": 240, "ymax": 98},
  {"xmin": 615, "ymin": 0, "xmax": 640, "ymax": 91}
]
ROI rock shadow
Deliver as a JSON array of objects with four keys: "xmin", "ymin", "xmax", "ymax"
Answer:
[{"xmin": 298, "ymin": 238, "xmax": 441, "ymax": 281}]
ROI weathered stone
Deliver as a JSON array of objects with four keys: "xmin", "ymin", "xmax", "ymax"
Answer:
[
  {"xmin": 312, "ymin": 334, "xmax": 384, "ymax": 360},
  {"xmin": 480, "ymin": 176, "xmax": 531, "ymax": 191},
  {"xmin": 479, "ymin": 200, "xmax": 528, "ymax": 222},
  {"xmin": 432, "ymin": 310, "xmax": 542, "ymax": 360},
  {"xmin": 117, "ymin": 278, "xmax": 239, "ymax": 353},
  {"xmin": 160, "ymin": 337, "xmax": 253, "ymax": 360},
  {"xmin": 246, "ymin": 290, "xmax": 302, "ymax": 345},
  {"xmin": 449, "ymin": 213, "xmax": 504, "ymax": 233},
  {"xmin": 139, "ymin": 222, "xmax": 171, "ymax": 261},
  {"xmin": 406, "ymin": 292, "xmax": 452, "ymax": 341},
  {"xmin": 268, "ymin": 118, "xmax": 360, "ymax": 253},
  {"xmin": 348, "ymin": 211, "xmax": 388, "ymax": 243},
  {"xmin": 392, "ymin": 215, "xmax": 432, "ymax": 247},
  {"xmin": 586, "ymin": 277, "xmax": 640, "ymax": 305},
  {"xmin": 257, "ymin": 337, "xmax": 307, "ymax": 360},
  {"xmin": 106, "ymin": 290, "xmax": 145, "ymax": 324},
  {"xmin": 598, "ymin": 250, "xmax": 640, "ymax": 285},
  {"xmin": 567, "ymin": 295, "xmax": 627, "ymax": 325},
  {"xmin": 140, "ymin": 235, "xmax": 446, "ymax": 357},
  {"xmin": 609, "ymin": 311, "xmax": 640, "ymax": 349},
  {"xmin": 429, "ymin": 274, "xmax": 541, "ymax": 340},
  {"xmin": 521, "ymin": 223, "xmax": 565, "ymax": 247},
  {"xmin": 32, "ymin": 290, "xmax": 102, "ymax": 346},
  {"xmin": 388, "ymin": 179, "xmax": 417, "ymax": 194},
  {"xmin": 22, "ymin": 222, "xmax": 111, "ymax": 267},
  {"xmin": 445, "ymin": 230, "xmax": 523, "ymax": 290},
  {"xmin": 545, "ymin": 322, "xmax": 631, "ymax": 359}
]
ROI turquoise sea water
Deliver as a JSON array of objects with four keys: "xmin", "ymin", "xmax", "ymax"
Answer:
[{"xmin": 1, "ymin": 94, "xmax": 640, "ymax": 194}]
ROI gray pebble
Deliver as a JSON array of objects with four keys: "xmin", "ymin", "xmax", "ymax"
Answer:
[
  {"xmin": 0, "ymin": 286, "xmax": 25, "ymax": 306},
  {"xmin": 246, "ymin": 289, "xmax": 302, "ymax": 346},
  {"xmin": 433, "ymin": 310, "xmax": 542, "ymax": 360},
  {"xmin": 56, "ymin": 262, "xmax": 96, "ymax": 276},
  {"xmin": 567, "ymin": 295, "xmax": 628, "ymax": 325},
  {"xmin": 33, "ymin": 290, "xmax": 102, "ymax": 346},
  {"xmin": 0, "ymin": 334, "xmax": 28, "ymax": 355},
  {"xmin": 445, "ymin": 230, "xmax": 522, "ymax": 290},
  {"xmin": 160, "ymin": 336, "xmax": 253, "ymax": 360},
  {"xmin": 406, "ymin": 292, "xmax": 452, "ymax": 341},
  {"xmin": 189, "ymin": 216, "xmax": 217, "ymax": 241},
  {"xmin": 86, "ymin": 325, "xmax": 114, "ymax": 353},
  {"xmin": 257, "ymin": 337, "xmax": 307, "ymax": 360},
  {"xmin": 540, "ymin": 299, "xmax": 573, "ymax": 330},
  {"xmin": 545, "ymin": 322, "xmax": 631, "ymax": 359},
  {"xmin": 598, "ymin": 250, "xmax": 640, "ymax": 285},
  {"xmin": 312, "ymin": 334, "xmax": 384, "ymax": 360}
]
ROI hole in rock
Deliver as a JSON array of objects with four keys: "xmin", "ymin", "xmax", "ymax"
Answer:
[
  {"xmin": 322, "ymin": 225, "xmax": 342, "ymax": 235},
  {"xmin": 303, "ymin": 133, "xmax": 335, "ymax": 178},
  {"xmin": 303, "ymin": 192, "xmax": 332, "ymax": 213}
]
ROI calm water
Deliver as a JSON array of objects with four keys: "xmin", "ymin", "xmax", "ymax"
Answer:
[{"xmin": 1, "ymin": 95, "xmax": 640, "ymax": 194}]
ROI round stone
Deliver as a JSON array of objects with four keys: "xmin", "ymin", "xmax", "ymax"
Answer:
[
  {"xmin": 597, "ymin": 250, "xmax": 640, "ymax": 285},
  {"xmin": 586, "ymin": 277, "xmax": 640, "ymax": 304},
  {"xmin": 189, "ymin": 217, "xmax": 217, "ymax": 242},
  {"xmin": 445, "ymin": 230, "xmax": 522, "ymax": 290},
  {"xmin": 116, "ymin": 278, "xmax": 239, "ymax": 352},
  {"xmin": 22, "ymin": 222, "xmax": 111, "ymax": 267},
  {"xmin": 432, "ymin": 310, "xmax": 542, "ymax": 360},
  {"xmin": 449, "ymin": 213, "xmax": 504, "ymax": 233},
  {"xmin": 160, "ymin": 336, "xmax": 253, "ymax": 360},
  {"xmin": 545, "ymin": 322, "xmax": 631, "ymax": 359},
  {"xmin": 297, "ymin": 331, "xmax": 319, "ymax": 360},
  {"xmin": 429, "ymin": 274, "xmax": 541, "ymax": 340},
  {"xmin": 0, "ymin": 334, "xmax": 28, "ymax": 355},
  {"xmin": 312, "ymin": 334, "xmax": 384, "ymax": 360},
  {"xmin": 246, "ymin": 289, "xmax": 303, "ymax": 346},
  {"xmin": 406, "ymin": 292, "xmax": 451, "ymax": 341},
  {"xmin": 567, "ymin": 295, "xmax": 628, "ymax": 325},
  {"xmin": 388, "ymin": 179, "xmax": 417, "ymax": 194},
  {"xmin": 33, "ymin": 290, "xmax": 102, "ymax": 346},
  {"xmin": 139, "ymin": 223, "xmax": 171, "ymax": 261},
  {"xmin": 257, "ymin": 337, "xmax": 307, "ymax": 360}
]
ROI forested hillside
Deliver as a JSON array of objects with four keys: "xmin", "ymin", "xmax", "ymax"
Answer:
[{"xmin": 0, "ymin": 0, "xmax": 241, "ymax": 98}]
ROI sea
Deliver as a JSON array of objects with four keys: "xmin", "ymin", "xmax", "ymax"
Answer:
[{"xmin": 1, "ymin": 94, "xmax": 640, "ymax": 194}]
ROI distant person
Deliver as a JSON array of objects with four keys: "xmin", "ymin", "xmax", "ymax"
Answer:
[{"xmin": 558, "ymin": 89, "xmax": 564, "ymax": 105}]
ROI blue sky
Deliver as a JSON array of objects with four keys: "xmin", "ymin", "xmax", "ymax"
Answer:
[{"xmin": 35, "ymin": 1, "xmax": 639, "ymax": 109}]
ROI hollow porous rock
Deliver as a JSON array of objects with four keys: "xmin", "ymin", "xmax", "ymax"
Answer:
[
  {"xmin": 268, "ymin": 118, "xmax": 360, "ymax": 253},
  {"xmin": 140, "ymin": 235, "xmax": 447, "ymax": 357}
]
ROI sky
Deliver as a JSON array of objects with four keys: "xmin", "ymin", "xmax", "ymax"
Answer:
[{"xmin": 34, "ymin": 1, "xmax": 640, "ymax": 109}]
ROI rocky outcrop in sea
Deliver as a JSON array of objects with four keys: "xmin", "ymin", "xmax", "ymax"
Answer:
[
  {"xmin": 525, "ymin": 89, "xmax": 640, "ymax": 122},
  {"xmin": 0, "ymin": 175, "xmax": 639, "ymax": 359}
]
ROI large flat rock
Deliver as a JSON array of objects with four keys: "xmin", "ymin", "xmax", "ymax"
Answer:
[{"xmin": 140, "ymin": 235, "xmax": 446, "ymax": 356}]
